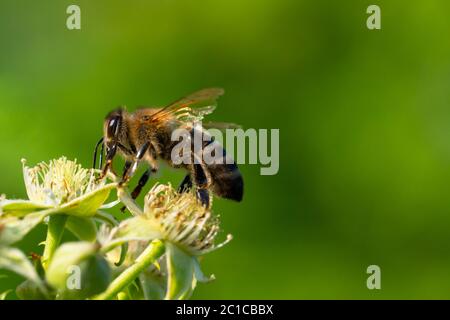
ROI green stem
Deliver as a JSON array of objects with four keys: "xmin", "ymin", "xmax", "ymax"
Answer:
[
  {"xmin": 42, "ymin": 214, "xmax": 68, "ymax": 270},
  {"xmin": 95, "ymin": 240, "xmax": 165, "ymax": 300}
]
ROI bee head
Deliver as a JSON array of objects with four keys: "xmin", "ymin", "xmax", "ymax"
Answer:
[
  {"xmin": 103, "ymin": 108, "xmax": 126, "ymax": 159},
  {"xmin": 104, "ymin": 108, "xmax": 124, "ymax": 142}
]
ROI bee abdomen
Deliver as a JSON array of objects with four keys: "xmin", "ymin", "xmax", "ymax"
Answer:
[{"xmin": 204, "ymin": 142, "xmax": 243, "ymax": 202}]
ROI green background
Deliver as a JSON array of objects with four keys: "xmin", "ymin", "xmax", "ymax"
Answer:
[{"xmin": 1, "ymin": 0, "xmax": 450, "ymax": 299}]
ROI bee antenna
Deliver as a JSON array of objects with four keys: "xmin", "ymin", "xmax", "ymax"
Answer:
[{"xmin": 93, "ymin": 137, "xmax": 104, "ymax": 169}]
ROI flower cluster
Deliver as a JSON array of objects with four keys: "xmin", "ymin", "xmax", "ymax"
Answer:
[{"xmin": 0, "ymin": 157, "xmax": 231, "ymax": 300}]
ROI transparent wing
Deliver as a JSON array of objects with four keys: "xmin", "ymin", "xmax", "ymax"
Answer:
[
  {"xmin": 148, "ymin": 88, "xmax": 224, "ymax": 124},
  {"xmin": 202, "ymin": 121, "xmax": 242, "ymax": 130}
]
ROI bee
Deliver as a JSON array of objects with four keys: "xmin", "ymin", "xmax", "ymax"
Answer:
[{"xmin": 93, "ymin": 88, "xmax": 243, "ymax": 208}]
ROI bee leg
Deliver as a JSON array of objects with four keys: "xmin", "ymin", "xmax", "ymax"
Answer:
[
  {"xmin": 196, "ymin": 189, "xmax": 210, "ymax": 208},
  {"xmin": 179, "ymin": 171, "xmax": 210, "ymax": 207},
  {"xmin": 178, "ymin": 174, "xmax": 192, "ymax": 193},
  {"xmin": 119, "ymin": 162, "xmax": 135, "ymax": 187},
  {"xmin": 99, "ymin": 144, "xmax": 117, "ymax": 180},
  {"xmin": 119, "ymin": 142, "xmax": 150, "ymax": 186},
  {"xmin": 131, "ymin": 169, "xmax": 151, "ymax": 199},
  {"xmin": 192, "ymin": 163, "xmax": 211, "ymax": 208},
  {"xmin": 120, "ymin": 168, "xmax": 152, "ymax": 213},
  {"xmin": 120, "ymin": 161, "xmax": 132, "ymax": 184}
]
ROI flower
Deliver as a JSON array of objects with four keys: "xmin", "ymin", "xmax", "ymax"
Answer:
[
  {"xmin": 1, "ymin": 157, "xmax": 116, "ymax": 217},
  {"xmin": 0, "ymin": 157, "xmax": 233, "ymax": 300},
  {"xmin": 115, "ymin": 183, "xmax": 232, "ymax": 256},
  {"xmin": 22, "ymin": 157, "xmax": 105, "ymax": 206},
  {"xmin": 99, "ymin": 183, "xmax": 232, "ymax": 300},
  {"xmin": 0, "ymin": 157, "xmax": 117, "ymax": 245},
  {"xmin": 143, "ymin": 184, "xmax": 232, "ymax": 255}
]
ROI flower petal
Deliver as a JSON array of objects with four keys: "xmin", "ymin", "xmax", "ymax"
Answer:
[
  {"xmin": 140, "ymin": 272, "xmax": 166, "ymax": 300},
  {"xmin": 59, "ymin": 183, "xmax": 116, "ymax": 217},
  {"xmin": 0, "ymin": 211, "xmax": 51, "ymax": 245},
  {"xmin": 102, "ymin": 216, "xmax": 162, "ymax": 252},
  {"xmin": 194, "ymin": 258, "xmax": 215, "ymax": 283},
  {"xmin": 165, "ymin": 242, "xmax": 196, "ymax": 300},
  {"xmin": 0, "ymin": 200, "xmax": 51, "ymax": 217}
]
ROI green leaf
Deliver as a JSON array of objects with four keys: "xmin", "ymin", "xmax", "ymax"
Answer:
[
  {"xmin": 59, "ymin": 255, "xmax": 112, "ymax": 300},
  {"xmin": 0, "ymin": 246, "xmax": 47, "ymax": 295},
  {"xmin": 0, "ymin": 211, "xmax": 50, "ymax": 245},
  {"xmin": 16, "ymin": 280, "xmax": 48, "ymax": 300},
  {"xmin": 41, "ymin": 214, "xmax": 68, "ymax": 271},
  {"xmin": 140, "ymin": 272, "xmax": 166, "ymax": 300},
  {"xmin": 0, "ymin": 200, "xmax": 51, "ymax": 217},
  {"xmin": 46, "ymin": 241, "xmax": 97, "ymax": 290},
  {"xmin": 93, "ymin": 240, "xmax": 165, "ymax": 300},
  {"xmin": 65, "ymin": 216, "xmax": 97, "ymax": 242},
  {"xmin": 165, "ymin": 242, "xmax": 196, "ymax": 300},
  {"xmin": 121, "ymin": 279, "xmax": 144, "ymax": 300},
  {"xmin": 46, "ymin": 241, "xmax": 112, "ymax": 299},
  {"xmin": 117, "ymin": 291, "xmax": 129, "ymax": 300},
  {"xmin": 59, "ymin": 184, "xmax": 116, "ymax": 217},
  {"xmin": 0, "ymin": 290, "xmax": 12, "ymax": 300}
]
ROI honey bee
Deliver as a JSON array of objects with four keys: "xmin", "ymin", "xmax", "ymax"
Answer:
[{"xmin": 93, "ymin": 88, "xmax": 243, "ymax": 208}]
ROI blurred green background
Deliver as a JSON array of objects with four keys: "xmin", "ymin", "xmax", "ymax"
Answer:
[{"xmin": 1, "ymin": 0, "xmax": 450, "ymax": 299}]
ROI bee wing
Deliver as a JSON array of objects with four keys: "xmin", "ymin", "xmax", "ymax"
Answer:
[
  {"xmin": 148, "ymin": 88, "xmax": 224, "ymax": 124},
  {"xmin": 201, "ymin": 122, "xmax": 242, "ymax": 141},
  {"xmin": 202, "ymin": 121, "xmax": 242, "ymax": 130}
]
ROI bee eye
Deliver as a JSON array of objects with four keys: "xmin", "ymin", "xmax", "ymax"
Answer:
[{"xmin": 107, "ymin": 116, "xmax": 121, "ymax": 137}]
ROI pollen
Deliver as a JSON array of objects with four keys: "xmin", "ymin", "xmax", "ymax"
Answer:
[
  {"xmin": 143, "ymin": 184, "xmax": 232, "ymax": 255},
  {"xmin": 22, "ymin": 157, "xmax": 105, "ymax": 206}
]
